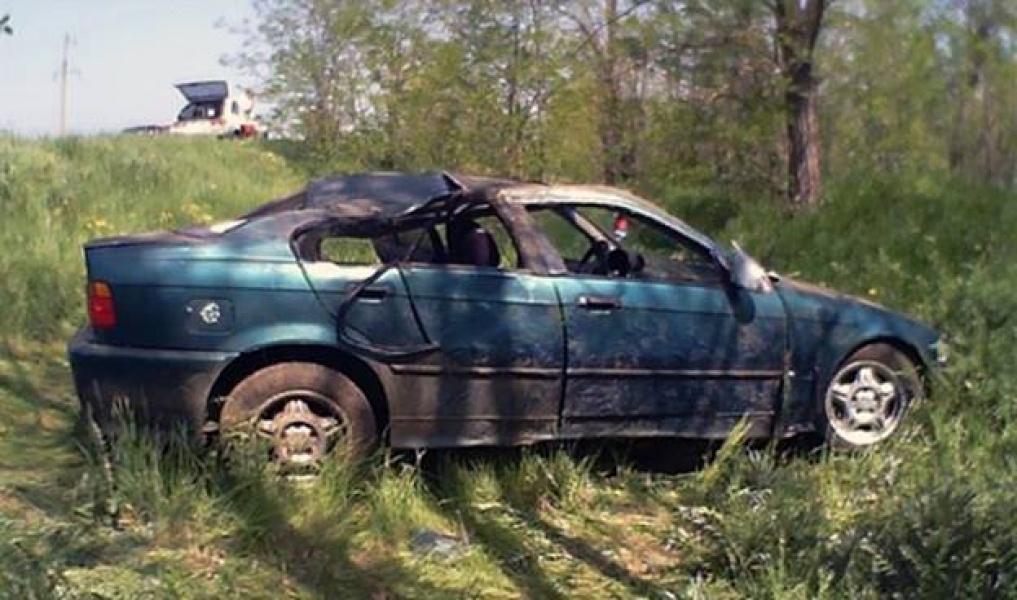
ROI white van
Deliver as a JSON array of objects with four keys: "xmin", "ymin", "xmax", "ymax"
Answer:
[{"xmin": 165, "ymin": 80, "xmax": 261, "ymax": 137}]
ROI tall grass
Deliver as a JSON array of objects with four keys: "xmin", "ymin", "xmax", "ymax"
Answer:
[
  {"xmin": 0, "ymin": 134, "xmax": 302, "ymax": 340},
  {"xmin": 655, "ymin": 174, "xmax": 1017, "ymax": 598},
  {"xmin": 1, "ymin": 136, "xmax": 1017, "ymax": 597}
]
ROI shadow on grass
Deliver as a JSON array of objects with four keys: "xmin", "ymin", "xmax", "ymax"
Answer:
[
  {"xmin": 0, "ymin": 338, "xmax": 79, "ymax": 422},
  {"xmin": 107, "ymin": 442, "xmax": 462, "ymax": 598},
  {"xmin": 445, "ymin": 489, "xmax": 568, "ymax": 598},
  {"xmin": 411, "ymin": 436, "xmax": 827, "ymax": 597},
  {"xmin": 415, "ymin": 435, "xmax": 820, "ymax": 480},
  {"xmin": 0, "ymin": 341, "xmax": 464, "ymax": 597},
  {"xmin": 414, "ymin": 439, "xmax": 717, "ymax": 598},
  {"xmin": 0, "ymin": 339, "xmax": 90, "ymax": 512},
  {"xmin": 207, "ymin": 465, "xmax": 378, "ymax": 597},
  {"xmin": 525, "ymin": 514, "xmax": 660, "ymax": 598}
]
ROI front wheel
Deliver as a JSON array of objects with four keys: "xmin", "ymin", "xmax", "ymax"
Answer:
[
  {"xmin": 820, "ymin": 344, "xmax": 923, "ymax": 449},
  {"xmin": 219, "ymin": 363, "xmax": 378, "ymax": 473}
]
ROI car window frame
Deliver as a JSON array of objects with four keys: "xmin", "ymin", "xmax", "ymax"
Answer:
[
  {"xmin": 296, "ymin": 199, "xmax": 550, "ymax": 275},
  {"xmin": 394, "ymin": 200, "xmax": 532, "ymax": 274},
  {"xmin": 523, "ymin": 200, "xmax": 726, "ymax": 287},
  {"xmin": 403, "ymin": 197, "xmax": 569, "ymax": 277}
]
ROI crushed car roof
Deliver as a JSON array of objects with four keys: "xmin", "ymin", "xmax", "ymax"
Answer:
[
  {"xmin": 242, "ymin": 171, "xmax": 516, "ymax": 220},
  {"xmin": 237, "ymin": 170, "xmax": 715, "ymax": 252}
]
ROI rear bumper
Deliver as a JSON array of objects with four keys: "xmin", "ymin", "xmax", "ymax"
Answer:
[{"xmin": 67, "ymin": 327, "xmax": 237, "ymax": 438}]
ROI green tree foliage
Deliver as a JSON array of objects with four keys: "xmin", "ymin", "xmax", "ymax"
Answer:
[
  {"xmin": 641, "ymin": 1, "xmax": 784, "ymax": 192},
  {"xmin": 937, "ymin": 0, "xmax": 1017, "ymax": 186},
  {"xmin": 821, "ymin": 1, "xmax": 950, "ymax": 180},
  {"xmin": 236, "ymin": 0, "xmax": 1017, "ymax": 205}
]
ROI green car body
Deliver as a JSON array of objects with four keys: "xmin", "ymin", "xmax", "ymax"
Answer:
[{"xmin": 68, "ymin": 172, "xmax": 945, "ymax": 455}]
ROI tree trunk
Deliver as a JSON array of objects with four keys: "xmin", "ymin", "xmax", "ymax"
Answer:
[
  {"xmin": 786, "ymin": 67, "xmax": 821, "ymax": 209},
  {"xmin": 600, "ymin": 0, "xmax": 623, "ymax": 184},
  {"xmin": 773, "ymin": 0, "xmax": 828, "ymax": 210}
]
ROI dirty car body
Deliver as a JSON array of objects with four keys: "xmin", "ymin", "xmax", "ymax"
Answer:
[{"xmin": 68, "ymin": 172, "xmax": 946, "ymax": 456}]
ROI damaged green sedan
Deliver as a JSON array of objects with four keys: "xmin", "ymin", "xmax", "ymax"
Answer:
[{"xmin": 68, "ymin": 172, "xmax": 946, "ymax": 469}]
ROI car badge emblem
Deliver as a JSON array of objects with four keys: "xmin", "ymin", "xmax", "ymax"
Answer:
[{"xmin": 199, "ymin": 301, "xmax": 221, "ymax": 325}]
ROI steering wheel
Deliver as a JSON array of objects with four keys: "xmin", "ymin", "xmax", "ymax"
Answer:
[
  {"xmin": 577, "ymin": 240, "xmax": 610, "ymax": 274},
  {"xmin": 606, "ymin": 248, "xmax": 634, "ymax": 277}
]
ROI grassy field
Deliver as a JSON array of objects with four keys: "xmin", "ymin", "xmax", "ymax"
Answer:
[{"xmin": 1, "ymin": 135, "xmax": 1016, "ymax": 598}]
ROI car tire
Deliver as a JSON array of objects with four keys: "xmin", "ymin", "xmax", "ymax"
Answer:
[
  {"xmin": 819, "ymin": 343, "xmax": 923, "ymax": 449},
  {"xmin": 219, "ymin": 362, "xmax": 378, "ymax": 469}
]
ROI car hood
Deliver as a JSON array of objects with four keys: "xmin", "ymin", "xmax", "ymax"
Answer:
[
  {"xmin": 776, "ymin": 276, "xmax": 941, "ymax": 344},
  {"xmin": 776, "ymin": 275, "xmax": 947, "ymax": 372},
  {"xmin": 778, "ymin": 277, "xmax": 890, "ymax": 313}
]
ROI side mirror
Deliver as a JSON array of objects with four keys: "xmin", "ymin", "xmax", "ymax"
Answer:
[{"xmin": 725, "ymin": 242, "xmax": 774, "ymax": 293}]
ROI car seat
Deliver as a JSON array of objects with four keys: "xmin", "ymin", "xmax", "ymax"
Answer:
[{"xmin": 447, "ymin": 218, "xmax": 501, "ymax": 267}]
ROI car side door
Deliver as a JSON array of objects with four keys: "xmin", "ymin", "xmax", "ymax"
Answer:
[
  {"xmin": 530, "ymin": 205, "xmax": 788, "ymax": 439},
  {"xmin": 389, "ymin": 203, "xmax": 566, "ymax": 448}
]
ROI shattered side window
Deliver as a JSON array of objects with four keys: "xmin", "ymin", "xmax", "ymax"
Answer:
[
  {"xmin": 310, "ymin": 210, "xmax": 522, "ymax": 269},
  {"xmin": 319, "ymin": 237, "xmax": 381, "ymax": 265},
  {"xmin": 373, "ymin": 227, "xmax": 442, "ymax": 264},
  {"xmin": 440, "ymin": 210, "xmax": 522, "ymax": 270},
  {"xmin": 528, "ymin": 208, "xmax": 588, "ymax": 262},
  {"xmin": 473, "ymin": 214, "xmax": 520, "ymax": 269}
]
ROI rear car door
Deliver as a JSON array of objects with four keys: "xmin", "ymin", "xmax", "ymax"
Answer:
[
  {"xmin": 298, "ymin": 236, "xmax": 434, "ymax": 354},
  {"xmin": 531, "ymin": 205, "xmax": 788, "ymax": 439},
  {"xmin": 379, "ymin": 205, "xmax": 566, "ymax": 448}
]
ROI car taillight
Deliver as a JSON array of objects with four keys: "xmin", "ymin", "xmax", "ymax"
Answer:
[{"xmin": 87, "ymin": 281, "xmax": 116, "ymax": 329}]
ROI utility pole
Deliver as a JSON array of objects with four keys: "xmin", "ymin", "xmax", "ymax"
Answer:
[{"xmin": 59, "ymin": 34, "xmax": 70, "ymax": 136}]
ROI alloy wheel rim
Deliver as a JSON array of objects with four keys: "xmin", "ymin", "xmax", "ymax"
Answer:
[
  {"xmin": 254, "ymin": 390, "xmax": 349, "ymax": 473},
  {"xmin": 825, "ymin": 360, "xmax": 905, "ymax": 446}
]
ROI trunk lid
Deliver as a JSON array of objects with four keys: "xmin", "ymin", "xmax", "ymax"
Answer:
[{"xmin": 175, "ymin": 80, "xmax": 229, "ymax": 103}]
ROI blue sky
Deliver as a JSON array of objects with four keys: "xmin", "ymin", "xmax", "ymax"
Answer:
[{"xmin": 0, "ymin": 0, "xmax": 256, "ymax": 135}]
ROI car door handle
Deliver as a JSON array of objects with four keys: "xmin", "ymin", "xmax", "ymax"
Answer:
[
  {"xmin": 577, "ymin": 295, "xmax": 621, "ymax": 311},
  {"xmin": 354, "ymin": 285, "xmax": 390, "ymax": 301}
]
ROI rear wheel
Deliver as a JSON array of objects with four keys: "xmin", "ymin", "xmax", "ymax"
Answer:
[
  {"xmin": 219, "ymin": 363, "xmax": 378, "ymax": 473},
  {"xmin": 820, "ymin": 344, "xmax": 923, "ymax": 449}
]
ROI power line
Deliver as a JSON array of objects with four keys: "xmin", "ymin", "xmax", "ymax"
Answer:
[
  {"xmin": 59, "ymin": 34, "xmax": 70, "ymax": 136},
  {"xmin": 57, "ymin": 34, "xmax": 78, "ymax": 136}
]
